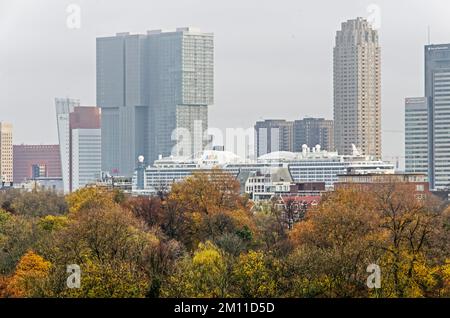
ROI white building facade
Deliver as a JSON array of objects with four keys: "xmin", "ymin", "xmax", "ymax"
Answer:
[
  {"xmin": 55, "ymin": 98, "xmax": 80, "ymax": 193},
  {"xmin": 71, "ymin": 129, "xmax": 102, "ymax": 190},
  {"xmin": 55, "ymin": 99, "xmax": 102, "ymax": 192}
]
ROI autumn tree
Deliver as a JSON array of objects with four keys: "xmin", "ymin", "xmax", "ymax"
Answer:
[
  {"xmin": 0, "ymin": 188, "xmax": 67, "ymax": 217},
  {"xmin": 0, "ymin": 214, "xmax": 37, "ymax": 275},
  {"xmin": 5, "ymin": 250, "xmax": 51, "ymax": 298},
  {"xmin": 373, "ymin": 184, "xmax": 446, "ymax": 297},
  {"xmin": 161, "ymin": 241, "xmax": 230, "ymax": 297},
  {"xmin": 162, "ymin": 169, "xmax": 253, "ymax": 249},
  {"xmin": 124, "ymin": 196, "xmax": 163, "ymax": 227},
  {"xmin": 232, "ymin": 250, "xmax": 279, "ymax": 297},
  {"xmin": 287, "ymin": 188, "xmax": 384, "ymax": 297},
  {"xmin": 253, "ymin": 202, "xmax": 290, "ymax": 254},
  {"xmin": 65, "ymin": 187, "xmax": 117, "ymax": 214},
  {"xmin": 44, "ymin": 203, "xmax": 160, "ymax": 298},
  {"xmin": 167, "ymin": 168, "xmax": 244, "ymax": 216}
]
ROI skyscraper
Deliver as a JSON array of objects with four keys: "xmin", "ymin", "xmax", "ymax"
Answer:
[
  {"xmin": 405, "ymin": 97, "xmax": 430, "ymax": 176},
  {"xmin": 425, "ymin": 44, "xmax": 450, "ymax": 189},
  {"xmin": 0, "ymin": 122, "xmax": 13, "ymax": 184},
  {"xmin": 334, "ymin": 18, "xmax": 381, "ymax": 158},
  {"xmin": 97, "ymin": 27, "xmax": 214, "ymax": 176},
  {"xmin": 404, "ymin": 44, "xmax": 450, "ymax": 190},
  {"xmin": 55, "ymin": 99, "xmax": 102, "ymax": 192},
  {"xmin": 69, "ymin": 107, "xmax": 102, "ymax": 191},
  {"xmin": 255, "ymin": 120, "xmax": 294, "ymax": 157},
  {"xmin": 56, "ymin": 98, "xmax": 80, "ymax": 192},
  {"xmin": 293, "ymin": 118, "xmax": 335, "ymax": 152}
]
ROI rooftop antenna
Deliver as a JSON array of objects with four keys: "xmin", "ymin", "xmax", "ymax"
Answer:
[{"xmin": 427, "ymin": 25, "xmax": 431, "ymax": 45}]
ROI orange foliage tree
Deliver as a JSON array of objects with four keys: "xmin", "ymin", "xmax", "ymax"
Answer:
[{"xmin": 6, "ymin": 250, "xmax": 51, "ymax": 297}]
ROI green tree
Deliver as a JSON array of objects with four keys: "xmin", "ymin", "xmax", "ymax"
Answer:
[{"xmin": 0, "ymin": 215, "xmax": 37, "ymax": 275}]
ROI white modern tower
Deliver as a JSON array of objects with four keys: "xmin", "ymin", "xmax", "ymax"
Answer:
[
  {"xmin": 55, "ymin": 98, "xmax": 102, "ymax": 192},
  {"xmin": 71, "ymin": 129, "xmax": 102, "ymax": 191},
  {"xmin": 334, "ymin": 18, "xmax": 381, "ymax": 159},
  {"xmin": 55, "ymin": 98, "xmax": 80, "ymax": 193}
]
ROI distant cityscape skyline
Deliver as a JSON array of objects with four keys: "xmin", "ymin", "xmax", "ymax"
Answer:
[{"xmin": 2, "ymin": 1, "xmax": 450, "ymax": 172}]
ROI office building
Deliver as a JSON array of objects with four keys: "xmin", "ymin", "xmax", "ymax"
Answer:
[
  {"xmin": 13, "ymin": 145, "xmax": 61, "ymax": 184},
  {"xmin": 0, "ymin": 122, "xmax": 13, "ymax": 184},
  {"xmin": 293, "ymin": 118, "xmax": 334, "ymax": 152},
  {"xmin": 56, "ymin": 98, "xmax": 80, "ymax": 192},
  {"xmin": 97, "ymin": 27, "xmax": 214, "ymax": 176},
  {"xmin": 255, "ymin": 120, "xmax": 294, "ymax": 157},
  {"xmin": 405, "ymin": 97, "xmax": 430, "ymax": 176},
  {"xmin": 405, "ymin": 44, "xmax": 450, "ymax": 190},
  {"xmin": 244, "ymin": 168, "xmax": 293, "ymax": 202},
  {"xmin": 425, "ymin": 44, "xmax": 450, "ymax": 189},
  {"xmin": 334, "ymin": 18, "xmax": 381, "ymax": 158},
  {"xmin": 55, "ymin": 99, "xmax": 102, "ymax": 192},
  {"xmin": 335, "ymin": 173, "xmax": 429, "ymax": 200}
]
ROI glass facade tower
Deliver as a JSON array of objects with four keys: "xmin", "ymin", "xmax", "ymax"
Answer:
[{"xmin": 97, "ymin": 27, "xmax": 214, "ymax": 176}]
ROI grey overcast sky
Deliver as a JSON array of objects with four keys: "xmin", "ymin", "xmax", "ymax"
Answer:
[{"xmin": 1, "ymin": 0, "xmax": 450, "ymax": 166}]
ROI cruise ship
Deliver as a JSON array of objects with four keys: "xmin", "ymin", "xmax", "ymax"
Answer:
[{"xmin": 132, "ymin": 145, "xmax": 396, "ymax": 195}]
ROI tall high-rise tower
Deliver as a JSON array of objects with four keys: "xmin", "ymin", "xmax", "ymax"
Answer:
[
  {"xmin": 334, "ymin": 18, "xmax": 381, "ymax": 158},
  {"xmin": 0, "ymin": 122, "xmax": 13, "ymax": 184},
  {"xmin": 55, "ymin": 98, "xmax": 102, "ymax": 192},
  {"xmin": 424, "ymin": 44, "xmax": 450, "ymax": 189},
  {"xmin": 97, "ymin": 27, "xmax": 214, "ymax": 176},
  {"xmin": 405, "ymin": 44, "xmax": 450, "ymax": 190},
  {"xmin": 55, "ymin": 98, "xmax": 80, "ymax": 192},
  {"xmin": 405, "ymin": 97, "xmax": 430, "ymax": 177}
]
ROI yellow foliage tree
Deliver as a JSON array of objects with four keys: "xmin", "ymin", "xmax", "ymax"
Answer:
[
  {"xmin": 441, "ymin": 260, "xmax": 450, "ymax": 296},
  {"xmin": 233, "ymin": 250, "xmax": 278, "ymax": 297},
  {"xmin": 38, "ymin": 215, "xmax": 69, "ymax": 232},
  {"xmin": 65, "ymin": 187, "xmax": 116, "ymax": 214},
  {"xmin": 6, "ymin": 251, "xmax": 51, "ymax": 297},
  {"xmin": 162, "ymin": 241, "xmax": 229, "ymax": 297},
  {"xmin": 287, "ymin": 188, "xmax": 385, "ymax": 297},
  {"xmin": 63, "ymin": 259, "xmax": 149, "ymax": 298}
]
